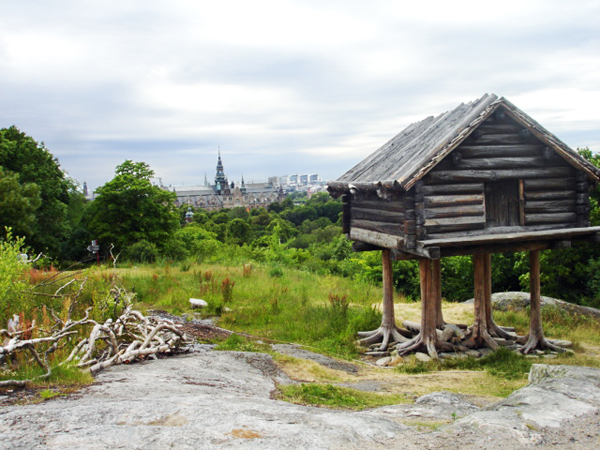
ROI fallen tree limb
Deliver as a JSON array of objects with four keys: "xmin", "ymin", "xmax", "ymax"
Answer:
[{"xmin": 1, "ymin": 280, "xmax": 191, "ymax": 388}]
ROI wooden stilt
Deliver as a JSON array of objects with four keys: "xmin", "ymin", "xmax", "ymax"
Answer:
[
  {"xmin": 433, "ymin": 259, "xmax": 445, "ymax": 329},
  {"xmin": 520, "ymin": 250, "xmax": 563, "ymax": 353},
  {"xmin": 483, "ymin": 253, "xmax": 516, "ymax": 339},
  {"xmin": 358, "ymin": 249, "xmax": 411, "ymax": 351},
  {"xmin": 465, "ymin": 254, "xmax": 498, "ymax": 349},
  {"xmin": 397, "ymin": 258, "xmax": 454, "ymax": 358}
]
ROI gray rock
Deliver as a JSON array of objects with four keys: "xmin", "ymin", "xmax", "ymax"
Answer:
[
  {"xmin": 464, "ymin": 292, "xmax": 600, "ymax": 320},
  {"xmin": 189, "ymin": 298, "xmax": 208, "ymax": 309},
  {"xmin": 271, "ymin": 344, "xmax": 359, "ymax": 374},
  {"xmin": 550, "ymin": 339, "xmax": 573, "ymax": 348},
  {"xmin": 414, "ymin": 352, "xmax": 432, "ymax": 362},
  {"xmin": 376, "ymin": 357, "xmax": 392, "ymax": 366},
  {"xmin": 1, "ymin": 355, "xmax": 600, "ymax": 450}
]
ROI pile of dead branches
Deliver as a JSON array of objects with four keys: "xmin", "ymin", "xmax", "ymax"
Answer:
[{"xmin": 1, "ymin": 282, "xmax": 191, "ymax": 388}]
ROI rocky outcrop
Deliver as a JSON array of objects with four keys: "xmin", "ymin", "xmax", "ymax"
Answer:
[
  {"xmin": 0, "ymin": 349, "xmax": 599, "ymax": 450},
  {"xmin": 464, "ymin": 292, "xmax": 600, "ymax": 320}
]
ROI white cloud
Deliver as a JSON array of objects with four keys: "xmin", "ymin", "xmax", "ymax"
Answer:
[{"xmin": 0, "ymin": 0, "xmax": 598, "ymax": 189}]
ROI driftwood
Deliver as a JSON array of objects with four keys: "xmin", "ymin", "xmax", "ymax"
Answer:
[{"xmin": 0, "ymin": 282, "xmax": 191, "ymax": 388}]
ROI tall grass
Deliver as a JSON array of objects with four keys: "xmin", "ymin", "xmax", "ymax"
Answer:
[{"xmin": 117, "ymin": 262, "xmax": 382, "ymax": 358}]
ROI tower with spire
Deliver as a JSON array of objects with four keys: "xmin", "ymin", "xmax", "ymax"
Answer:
[{"xmin": 214, "ymin": 148, "xmax": 230, "ymax": 194}]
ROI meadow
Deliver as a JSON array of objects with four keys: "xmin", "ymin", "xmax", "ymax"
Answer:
[{"xmin": 2, "ymin": 258, "xmax": 600, "ymax": 408}]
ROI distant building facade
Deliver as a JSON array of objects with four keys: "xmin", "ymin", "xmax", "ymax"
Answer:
[{"xmin": 166, "ymin": 152, "xmax": 286, "ymax": 211}]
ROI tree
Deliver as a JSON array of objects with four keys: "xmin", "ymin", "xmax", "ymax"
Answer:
[
  {"xmin": 0, "ymin": 168, "xmax": 41, "ymax": 238},
  {"xmin": 85, "ymin": 160, "xmax": 179, "ymax": 251},
  {"xmin": 227, "ymin": 218, "xmax": 250, "ymax": 245},
  {"xmin": 0, "ymin": 126, "xmax": 75, "ymax": 256}
]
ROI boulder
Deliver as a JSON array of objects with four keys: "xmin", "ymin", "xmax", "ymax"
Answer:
[
  {"xmin": 189, "ymin": 298, "xmax": 208, "ymax": 309},
  {"xmin": 464, "ymin": 292, "xmax": 600, "ymax": 320}
]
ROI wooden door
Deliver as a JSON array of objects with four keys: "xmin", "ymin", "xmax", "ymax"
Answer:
[{"xmin": 485, "ymin": 180, "xmax": 520, "ymax": 227}]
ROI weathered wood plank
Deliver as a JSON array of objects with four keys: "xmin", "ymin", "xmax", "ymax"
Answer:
[
  {"xmin": 474, "ymin": 123, "xmax": 521, "ymax": 134},
  {"xmin": 454, "ymin": 157, "xmax": 547, "ymax": 170},
  {"xmin": 426, "ymin": 167, "xmax": 574, "ymax": 184},
  {"xmin": 352, "ymin": 207, "xmax": 403, "ymax": 222},
  {"xmin": 424, "ymin": 216, "xmax": 486, "ymax": 233},
  {"xmin": 342, "ymin": 195, "xmax": 351, "ymax": 235},
  {"xmin": 519, "ymin": 179, "xmax": 525, "ymax": 227},
  {"xmin": 470, "ymin": 133, "xmax": 524, "ymax": 145},
  {"xmin": 404, "ymin": 219, "xmax": 416, "ymax": 235},
  {"xmin": 421, "ymin": 183, "xmax": 484, "ymax": 196},
  {"xmin": 351, "ymin": 219, "xmax": 402, "ymax": 236},
  {"xmin": 577, "ymin": 193, "xmax": 590, "ymax": 205},
  {"xmin": 422, "ymin": 226, "xmax": 600, "ymax": 247},
  {"xmin": 424, "ymin": 194, "xmax": 484, "ymax": 208},
  {"xmin": 425, "ymin": 216, "xmax": 486, "ymax": 227},
  {"xmin": 350, "ymin": 228, "xmax": 404, "ymax": 249},
  {"xmin": 458, "ymin": 145, "xmax": 541, "ymax": 158},
  {"xmin": 352, "ymin": 199, "xmax": 405, "ymax": 213},
  {"xmin": 422, "ymin": 204, "xmax": 484, "ymax": 220},
  {"xmin": 425, "ymin": 224, "xmax": 571, "ymax": 240},
  {"xmin": 524, "ymin": 212, "xmax": 578, "ymax": 225},
  {"xmin": 524, "ymin": 191, "xmax": 576, "ymax": 201},
  {"xmin": 523, "ymin": 178, "xmax": 577, "ymax": 191},
  {"xmin": 524, "ymin": 199, "xmax": 577, "ymax": 213},
  {"xmin": 440, "ymin": 241, "xmax": 553, "ymax": 257}
]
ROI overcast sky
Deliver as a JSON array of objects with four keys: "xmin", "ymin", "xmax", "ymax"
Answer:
[{"xmin": 1, "ymin": 0, "xmax": 599, "ymax": 191}]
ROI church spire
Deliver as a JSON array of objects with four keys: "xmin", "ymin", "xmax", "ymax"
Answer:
[{"xmin": 214, "ymin": 148, "xmax": 228, "ymax": 194}]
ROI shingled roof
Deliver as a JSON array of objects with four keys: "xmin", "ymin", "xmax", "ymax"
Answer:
[{"xmin": 335, "ymin": 94, "xmax": 600, "ymax": 192}]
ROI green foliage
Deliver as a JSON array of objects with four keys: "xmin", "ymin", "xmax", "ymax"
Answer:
[
  {"xmin": 125, "ymin": 240, "xmax": 159, "ymax": 263},
  {"xmin": 443, "ymin": 348, "xmax": 532, "ymax": 380},
  {"xmin": 396, "ymin": 348, "xmax": 533, "ymax": 381},
  {"xmin": 0, "ymin": 168, "xmax": 41, "ymax": 239},
  {"xmin": 441, "ymin": 256, "xmax": 473, "ymax": 301},
  {"xmin": 0, "ymin": 126, "xmax": 76, "ymax": 257},
  {"xmin": 214, "ymin": 334, "xmax": 270, "ymax": 352},
  {"xmin": 84, "ymin": 160, "xmax": 179, "ymax": 252},
  {"xmin": 0, "ymin": 229, "xmax": 29, "ymax": 323},
  {"xmin": 277, "ymin": 383, "xmax": 408, "ymax": 410}
]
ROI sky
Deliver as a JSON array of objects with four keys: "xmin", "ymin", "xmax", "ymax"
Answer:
[{"xmin": 1, "ymin": 0, "xmax": 599, "ymax": 192}]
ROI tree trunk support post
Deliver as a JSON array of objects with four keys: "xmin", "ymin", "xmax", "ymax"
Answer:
[
  {"xmin": 357, "ymin": 249, "xmax": 411, "ymax": 351},
  {"xmin": 466, "ymin": 253, "xmax": 499, "ymax": 350},
  {"xmin": 483, "ymin": 253, "xmax": 516, "ymax": 339},
  {"xmin": 397, "ymin": 258, "xmax": 451, "ymax": 358},
  {"xmin": 520, "ymin": 250, "xmax": 563, "ymax": 353},
  {"xmin": 433, "ymin": 259, "xmax": 445, "ymax": 329}
]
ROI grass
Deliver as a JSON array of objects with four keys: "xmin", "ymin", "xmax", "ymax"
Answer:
[
  {"xmin": 5, "ymin": 260, "xmax": 600, "ymax": 410},
  {"xmin": 276, "ymin": 383, "xmax": 410, "ymax": 410},
  {"xmin": 0, "ymin": 362, "xmax": 95, "ymax": 387},
  {"xmin": 118, "ymin": 262, "xmax": 383, "ymax": 359},
  {"xmin": 213, "ymin": 334, "xmax": 271, "ymax": 353}
]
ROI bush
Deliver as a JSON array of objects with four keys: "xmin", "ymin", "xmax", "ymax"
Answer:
[
  {"xmin": 0, "ymin": 229, "xmax": 29, "ymax": 324},
  {"xmin": 125, "ymin": 240, "xmax": 159, "ymax": 263}
]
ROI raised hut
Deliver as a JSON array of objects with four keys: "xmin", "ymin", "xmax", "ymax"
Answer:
[{"xmin": 328, "ymin": 94, "xmax": 600, "ymax": 358}]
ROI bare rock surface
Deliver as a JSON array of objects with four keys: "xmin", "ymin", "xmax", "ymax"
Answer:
[
  {"xmin": 271, "ymin": 343, "xmax": 359, "ymax": 374},
  {"xmin": 1, "ymin": 350, "xmax": 599, "ymax": 450},
  {"xmin": 464, "ymin": 292, "xmax": 600, "ymax": 320}
]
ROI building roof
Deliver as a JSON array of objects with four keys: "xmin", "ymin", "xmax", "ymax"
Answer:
[
  {"xmin": 167, "ymin": 185, "xmax": 215, "ymax": 196},
  {"xmin": 333, "ymin": 94, "xmax": 600, "ymax": 194}
]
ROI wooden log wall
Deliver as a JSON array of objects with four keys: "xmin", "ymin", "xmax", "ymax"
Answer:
[
  {"xmin": 349, "ymin": 197, "xmax": 405, "ymax": 240},
  {"xmin": 419, "ymin": 112, "xmax": 583, "ymax": 240}
]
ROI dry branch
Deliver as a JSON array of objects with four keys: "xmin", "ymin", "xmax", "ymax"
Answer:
[{"xmin": 1, "ymin": 278, "xmax": 191, "ymax": 388}]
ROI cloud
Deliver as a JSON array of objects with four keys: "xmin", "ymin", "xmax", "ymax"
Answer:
[{"xmin": 1, "ymin": 0, "xmax": 598, "ymax": 191}]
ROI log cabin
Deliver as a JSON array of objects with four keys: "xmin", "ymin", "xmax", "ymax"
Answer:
[{"xmin": 328, "ymin": 94, "xmax": 600, "ymax": 357}]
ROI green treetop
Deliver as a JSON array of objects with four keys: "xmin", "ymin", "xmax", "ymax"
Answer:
[{"xmin": 84, "ymin": 160, "xmax": 179, "ymax": 251}]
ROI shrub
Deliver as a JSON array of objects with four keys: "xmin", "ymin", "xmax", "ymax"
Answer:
[
  {"xmin": 125, "ymin": 240, "xmax": 159, "ymax": 263},
  {"xmin": 0, "ymin": 229, "xmax": 30, "ymax": 323}
]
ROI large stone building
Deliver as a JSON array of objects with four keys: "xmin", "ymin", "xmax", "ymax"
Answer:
[{"xmin": 166, "ymin": 152, "xmax": 286, "ymax": 211}]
